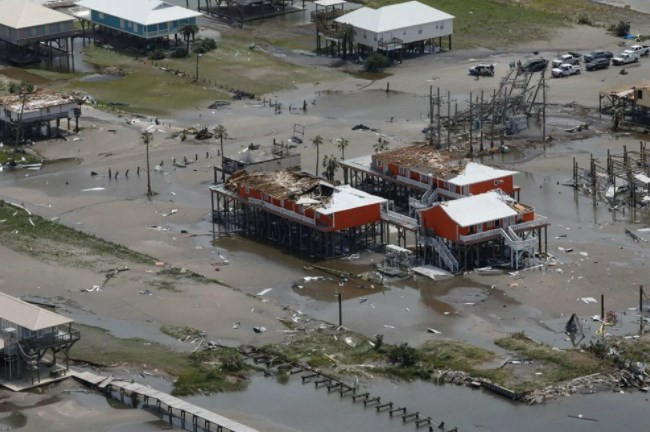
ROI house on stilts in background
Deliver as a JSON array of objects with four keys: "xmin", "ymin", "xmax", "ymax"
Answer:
[
  {"xmin": 0, "ymin": 0, "xmax": 77, "ymax": 64},
  {"xmin": 417, "ymin": 190, "xmax": 548, "ymax": 273}
]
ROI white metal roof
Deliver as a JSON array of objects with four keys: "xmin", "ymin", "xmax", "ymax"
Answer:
[
  {"xmin": 439, "ymin": 191, "xmax": 517, "ymax": 227},
  {"xmin": 75, "ymin": 0, "xmax": 202, "ymax": 25},
  {"xmin": 317, "ymin": 185, "xmax": 386, "ymax": 215},
  {"xmin": 446, "ymin": 162, "xmax": 517, "ymax": 186},
  {"xmin": 314, "ymin": 0, "xmax": 346, "ymax": 7},
  {"xmin": 0, "ymin": 291, "xmax": 72, "ymax": 331},
  {"xmin": 335, "ymin": 1, "xmax": 454, "ymax": 33},
  {"xmin": 0, "ymin": 0, "xmax": 74, "ymax": 29}
]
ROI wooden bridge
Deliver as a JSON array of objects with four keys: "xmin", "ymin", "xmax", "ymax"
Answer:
[{"xmin": 73, "ymin": 371, "xmax": 260, "ymax": 432}]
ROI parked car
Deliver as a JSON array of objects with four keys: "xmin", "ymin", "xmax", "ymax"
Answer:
[
  {"xmin": 469, "ymin": 63, "xmax": 495, "ymax": 76},
  {"xmin": 520, "ymin": 58, "xmax": 548, "ymax": 73},
  {"xmin": 552, "ymin": 54, "xmax": 580, "ymax": 67},
  {"xmin": 626, "ymin": 44, "xmax": 650, "ymax": 57},
  {"xmin": 612, "ymin": 52, "xmax": 639, "ymax": 65},
  {"xmin": 584, "ymin": 50, "xmax": 613, "ymax": 63},
  {"xmin": 585, "ymin": 57, "xmax": 610, "ymax": 71},
  {"xmin": 551, "ymin": 63, "xmax": 581, "ymax": 77}
]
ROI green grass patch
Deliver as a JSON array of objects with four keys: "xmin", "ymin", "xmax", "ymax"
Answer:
[
  {"xmin": 71, "ymin": 324, "xmax": 249, "ymax": 396},
  {"xmin": 364, "ymin": 0, "xmax": 569, "ymax": 49},
  {"xmin": 70, "ymin": 324, "xmax": 191, "ymax": 375},
  {"xmin": 0, "ymin": 148, "xmax": 41, "ymax": 165},
  {"xmin": 67, "ymin": 69, "xmax": 223, "ymax": 116},
  {"xmin": 172, "ymin": 348, "xmax": 249, "ymax": 396},
  {"xmin": 0, "ymin": 200, "xmax": 155, "ymax": 268},
  {"xmin": 495, "ymin": 332, "xmax": 606, "ymax": 391},
  {"xmin": 158, "ymin": 33, "xmax": 337, "ymax": 96},
  {"xmin": 24, "ymin": 69, "xmax": 82, "ymax": 81},
  {"xmin": 160, "ymin": 325, "xmax": 203, "ymax": 340}
]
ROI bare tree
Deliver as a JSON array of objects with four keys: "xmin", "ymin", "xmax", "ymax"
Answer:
[{"xmin": 312, "ymin": 135, "xmax": 323, "ymax": 176}]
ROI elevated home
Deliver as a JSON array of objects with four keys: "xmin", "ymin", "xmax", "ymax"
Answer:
[
  {"xmin": 0, "ymin": 0, "xmax": 76, "ymax": 63},
  {"xmin": 73, "ymin": 0, "xmax": 201, "ymax": 40},
  {"xmin": 217, "ymin": 144, "xmax": 301, "ymax": 181},
  {"xmin": 334, "ymin": 1, "xmax": 453, "ymax": 56},
  {"xmin": 0, "ymin": 89, "xmax": 80, "ymax": 139},
  {"xmin": 0, "ymin": 292, "xmax": 79, "ymax": 387},
  {"xmin": 417, "ymin": 191, "xmax": 548, "ymax": 273},
  {"xmin": 340, "ymin": 145, "xmax": 519, "ymax": 211},
  {"xmin": 210, "ymin": 170, "xmax": 387, "ymax": 258}
]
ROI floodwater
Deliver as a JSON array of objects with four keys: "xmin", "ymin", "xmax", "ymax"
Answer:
[
  {"xmin": 80, "ymin": 371, "xmax": 650, "ymax": 432},
  {"xmin": 596, "ymin": 0, "xmax": 650, "ymax": 13}
]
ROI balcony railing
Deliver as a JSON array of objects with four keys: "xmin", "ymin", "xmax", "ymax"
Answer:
[
  {"xmin": 396, "ymin": 175, "xmax": 429, "ymax": 190},
  {"xmin": 21, "ymin": 327, "xmax": 80, "ymax": 352},
  {"xmin": 249, "ymin": 198, "xmax": 316, "ymax": 226},
  {"xmin": 458, "ymin": 217, "xmax": 547, "ymax": 244}
]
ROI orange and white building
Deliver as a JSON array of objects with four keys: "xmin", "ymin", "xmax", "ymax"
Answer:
[
  {"xmin": 417, "ymin": 190, "xmax": 548, "ymax": 272},
  {"xmin": 339, "ymin": 146, "xmax": 520, "ymax": 210},
  {"xmin": 209, "ymin": 170, "xmax": 388, "ymax": 258}
]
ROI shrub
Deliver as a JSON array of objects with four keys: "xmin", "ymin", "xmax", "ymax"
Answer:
[
  {"xmin": 194, "ymin": 38, "xmax": 217, "ymax": 54},
  {"xmin": 373, "ymin": 334, "xmax": 384, "ymax": 351},
  {"xmin": 576, "ymin": 14, "xmax": 592, "ymax": 26},
  {"xmin": 364, "ymin": 52, "xmax": 389, "ymax": 72},
  {"xmin": 148, "ymin": 49, "xmax": 166, "ymax": 60},
  {"xmin": 171, "ymin": 47, "xmax": 188, "ymax": 58},
  {"xmin": 388, "ymin": 343, "xmax": 419, "ymax": 367},
  {"xmin": 610, "ymin": 20, "xmax": 631, "ymax": 37}
]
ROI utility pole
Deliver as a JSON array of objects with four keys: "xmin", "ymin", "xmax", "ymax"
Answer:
[
  {"xmin": 336, "ymin": 292, "xmax": 342, "ymax": 326},
  {"xmin": 436, "ymin": 87, "xmax": 441, "ymax": 149},
  {"xmin": 542, "ymin": 68, "xmax": 547, "ymax": 145},
  {"xmin": 490, "ymin": 89, "xmax": 496, "ymax": 148},
  {"xmin": 478, "ymin": 90, "xmax": 483, "ymax": 153},
  {"xmin": 195, "ymin": 52, "xmax": 202, "ymax": 81},
  {"xmin": 469, "ymin": 91, "xmax": 473, "ymax": 154},
  {"xmin": 429, "ymin": 85, "xmax": 433, "ymax": 146},
  {"xmin": 447, "ymin": 90, "xmax": 451, "ymax": 150}
]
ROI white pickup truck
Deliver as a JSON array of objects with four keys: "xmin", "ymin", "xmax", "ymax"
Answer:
[
  {"xmin": 551, "ymin": 63, "xmax": 581, "ymax": 77},
  {"xmin": 625, "ymin": 44, "xmax": 650, "ymax": 57},
  {"xmin": 612, "ymin": 52, "xmax": 639, "ymax": 65}
]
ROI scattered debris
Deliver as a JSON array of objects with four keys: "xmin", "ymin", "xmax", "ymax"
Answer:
[
  {"xmin": 427, "ymin": 328, "xmax": 441, "ymax": 334},
  {"xmin": 253, "ymin": 326, "xmax": 266, "ymax": 333},
  {"xmin": 257, "ymin": 288, "xmax": 273, "ymax": 296}
]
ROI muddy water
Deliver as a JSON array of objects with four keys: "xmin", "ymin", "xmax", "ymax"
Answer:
[{"xmin": 101, "ymin": 372, "xmax": 650, "ymax": 432}]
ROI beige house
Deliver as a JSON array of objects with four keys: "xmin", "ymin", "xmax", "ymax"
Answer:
[{"xmin": 0, "ymin": 291, "xmax": 79, "ymax": 386}]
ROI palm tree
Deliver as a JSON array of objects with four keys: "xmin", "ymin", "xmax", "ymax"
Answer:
[
  {"xmin": 213, "ymin": 124, "xmax": 228, "ymax": 182},
  {"xmin": 180, "ymin": 24, "xmax": 199, "ymax": 52},
  {"xmin": 141, "ymin": 130, "xmax": 153, "ymax": 197},
  {"xmin": 322, "ymin": 155, "xmax": 339, "ymax": 182},
  {"xmin": 8, "ymin": 81, "xmax": 35, "ymax": 149},
  {"xmin": 336, "ymin": 137, "xmax": 349, "ymax": 160},
  {"xmin": 312, "ymin": 135, "xmax": 323, "ymax": 176},
  {"xmin": 373, "ymin": 137, "xmax": 389, "ymax": 154}
]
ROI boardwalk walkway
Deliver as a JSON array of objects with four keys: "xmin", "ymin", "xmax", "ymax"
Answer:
[{"xmin": 73, "ymin": 371, "xmax": 260, "ymax": 432}]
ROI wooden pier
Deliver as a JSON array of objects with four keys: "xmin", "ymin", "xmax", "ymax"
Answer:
[
  {"xmin": 73, "ymin": 371, "xmax": 260, "ymax": 432},
  {"xmin": 239, "ymin": 345, "xmax": 457, "ymax": 431}
]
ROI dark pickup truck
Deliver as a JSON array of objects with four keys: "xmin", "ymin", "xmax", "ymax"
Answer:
[{"xmin": 585, "ymin": 57, "xmax": 610, "ymax": 71}]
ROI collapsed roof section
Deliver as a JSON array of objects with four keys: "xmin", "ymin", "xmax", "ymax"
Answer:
[
  {"xmin": 226, "ymin": 170, "xmax": 334, "ymax": 206},
  {"xmin": 372, "ymin": 145, "xmax": 468, "ymax": 177}
]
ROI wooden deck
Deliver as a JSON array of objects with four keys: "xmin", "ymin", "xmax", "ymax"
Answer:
[{"xmin": 73, "ymin": 371, "xmax": 260, "ymax": 432}]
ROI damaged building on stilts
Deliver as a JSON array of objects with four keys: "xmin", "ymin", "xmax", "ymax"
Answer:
[
  {"xmin": 340, "ymin": 145, "xmax": 521, "ymax": 210},
  {"xmin": 416, "ymin": 190, "xmax": 548, "ymax": 273},
  {"xmin": 210, "ymin": 170, "xmax": 389, "ymax": 258}
]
